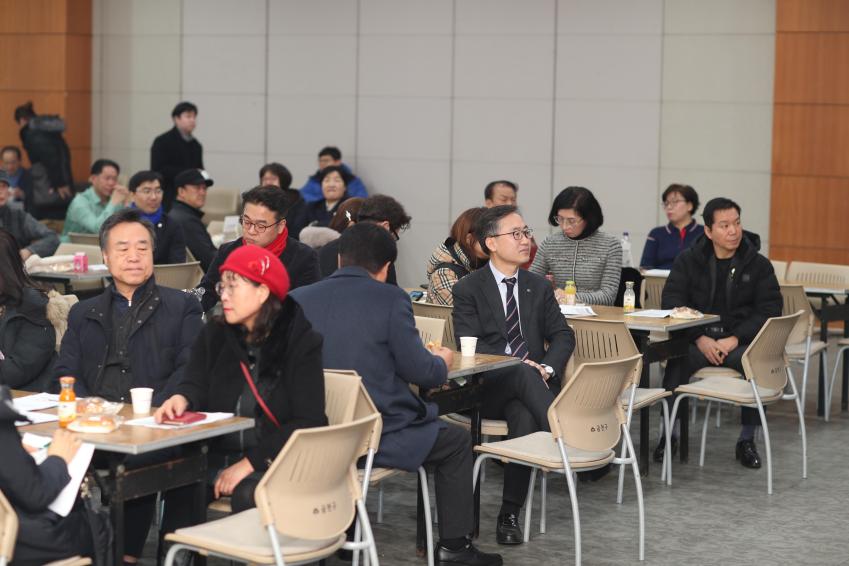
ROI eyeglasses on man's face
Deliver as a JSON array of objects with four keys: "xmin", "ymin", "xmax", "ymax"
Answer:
[
  {"xmin": 663, "ymin": 199, "xmax": 686, "ymax": 209},
  {"xmin": 137, "ymin": 188, "xmax": 163, "ymax": 197},
  {"xmin": 491, "ymin": 227, "xmax": 534, "ymax": 241},
  {"xmin": 239, "ymin": 215, "xmax": 282, "ymax": 234}
]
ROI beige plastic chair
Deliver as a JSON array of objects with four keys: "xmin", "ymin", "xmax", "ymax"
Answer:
[
  {"xmin": 472, "ymin": 355, "xmax": 646, "ymax": 565},
  {"xmin": 164, "ymin": 414, "xmax": 382, "ymax": 566},
  {"xmin": 411, "ymin": 302, "xmax": 456, "ymax": 350},
  {"xmin": 414, "ymin": 316, "xmax": 445, "ymax": 348},
  {"xmin": 668, "ymin": 312, "xmax": 805, "ymax": 494},
  {"xmin": 202, "ymin": 187, "xmax": 242, "ymax": 224},
  {"xmin": 785, "ymin": 261, "xmax": 849, "ymax": 289},
  {"xmin": 67, "ymin": 232, "xmax": 100, "ymax": 245},
  {"xmin": 206, "ymin": 220, "xmax": 225, "ymax": 237},
  {"xmin": 567, "ymin": 318, "xmax": 672, "ymax": 495},
  {"xmin": 639, "ymin": 275, "xmax": 666, "ymax": 310},
  {"xmin": 44, "ymin": 558, "xmax": 92, "ymax": 566},
  {"xmin": 153, "ymin": 261, "xmax": 203, "ymax": 290},
  {"xmin": 780, "ymin": 284, "xmax": 828, "ymax": 420},
  {"xmin": 770, "ymin": 259, "xmax": 788, "ymax": 281}
]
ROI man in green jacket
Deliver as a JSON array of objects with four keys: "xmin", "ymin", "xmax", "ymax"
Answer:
[{"xmin": 61, "ymin": 159, "xmax": 129, "ymax": 241}]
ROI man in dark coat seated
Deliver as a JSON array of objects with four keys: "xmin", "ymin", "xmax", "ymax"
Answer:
[
  {"xmin": 291, "ymin": 223, "xmax": 503, "ymax": 566},
  {"xmin": 197, "ymin": 185, "xmax": 320, "ymax": 313},
  {"xmin": 53, "ymin": 208, "xmax": 203, "ymax": 563}
]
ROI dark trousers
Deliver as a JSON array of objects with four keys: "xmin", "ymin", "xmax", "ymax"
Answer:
[
  {"xmin": 11, "ymin": 502, "xmax": 93, "ymax": 566},
  {"xmin": 422, "ymin": 423, "xmax": 475, "ymax": 540},
  {"xmin": 664, "ymin": 344, "xmax": 762, "ymax": 426},
  {"xmin": 480, "ymin": 364, "xmax": 555, "ymax": 512}
]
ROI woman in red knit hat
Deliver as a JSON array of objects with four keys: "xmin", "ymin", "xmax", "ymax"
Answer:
[{"xmin": 155, "ymin": 245, "xmax": 327, "ymax": 512}]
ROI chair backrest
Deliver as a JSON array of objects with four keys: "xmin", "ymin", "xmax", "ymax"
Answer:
[
  {"xmin": 567, "ymin": 318, "xmax": 640, "ymax": 384},
  {"xmin": 786, "ymin": 261, "xmax": 849, "ymax": 289},
  {"xmin": 639, "ymin": 275, "xmax": 666, "ymax": 310},
  {"xmin": 323, "ymin": 370, "xmax": 362, "ymax": 426},
  {"xmin": 353, "ymin": 381, "xmax": 383, "ymax": 456},
  {"xmin": 67, "ymin": 232, "xmax": 100, "ymax": 245},
  {"xmin": 202, "ymin": 187, "xmax": 242, "ymax": 224},
  {"xmin": 779, "ymin": 284, "xmax": 814, "ymax": 344},
  {"xmin": 0, "ymin": 489, "xmax": 19, "ymax": 565},
  {"xmin": 412, "ymin": 302, "xmax": 456, "ymax": 350},
  {"xmin": 770, "ymin": 259, "xmax": 788, "ymax": 281},
  {"xmin": 55, "ymin": 243, "xmax": 104, "ymax": 264},
  {"xmin": 741, "ymin": 311, "xmax": 803, "ymax": 391},
  {"xmin": 414, "ymin": 315, "xmax": 445, "ymax": 347},
  {"xmin": 45, "ymin": 291, "xmax": 79, "ymax": 351},
  {"xmin": 548, "ymin": 355, "xmax": 643, "ymax": 452},
  {"xmin": 152, "ymin": 262, "xmax": 202, "ymax": 290},
  {"xmin": 206, "ymin": 220, "xmax": 224, "ymax": 237},
  {"xmin": 254, "ymin": 413, "xmax": 379, "ymax": 541}
]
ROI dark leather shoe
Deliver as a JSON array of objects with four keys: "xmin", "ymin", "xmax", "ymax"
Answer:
[
  {"xmin": 653, "ymin": 435, "xmax": 679, "ymax": 463},
  {"xmin": 495, "ymin": 513, "xmax": 523, "ymax": 545},
  {"xmin": 436, "ymin": 541, "xmax": 503, "ymax": 566},
  {"xmin": 736, "ymin": 440, "xmax": 761, "ymax": 469}
]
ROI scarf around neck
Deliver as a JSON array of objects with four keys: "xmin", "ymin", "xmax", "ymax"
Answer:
[{"xmin": 245, "ymin": 225, "xmax": 288, "ymax": 257}]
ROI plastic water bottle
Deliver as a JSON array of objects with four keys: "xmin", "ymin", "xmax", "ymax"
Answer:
[
  {"xmin": 623, "ymin": 281, "xmax": 636, "ymax": 313},
  {"xmin": 621, "ymin": 231, "xmax": 633, "ymax": 268}
]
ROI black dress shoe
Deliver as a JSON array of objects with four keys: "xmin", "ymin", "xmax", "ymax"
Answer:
[
  {"xmin": 436, "ymin": 541, "xmax": 503, "ymax": 566},
  {"xmin": 736, "ymin": 439, "xmax": 762, "ymax": 469},
  {"xmin": 495, "ymin": 513, "xmax": 523, "ymax": 545},
  {"xmin": 652, "ymin": 435, "xmax": 679, "ymax": 463}
]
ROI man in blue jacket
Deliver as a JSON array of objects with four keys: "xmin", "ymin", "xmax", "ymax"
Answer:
[
  {"xmin": 53, "ymin": 207, "xmax": 203, "ymax": 563},
  {"xmin": 299, "ymin": 145, "xmax": 367, "ymax": 203},
  {"xmin": 291, "ymin": 223, "xmax": 502, "ymax": 566}
]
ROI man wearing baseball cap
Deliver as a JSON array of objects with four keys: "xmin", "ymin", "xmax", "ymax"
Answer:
[
  {"xmin": 0, "ymin": 170, "xmax": 59, "ymax": 259},
  {"xmin": 169, "ymin": 168, "xmax": 217, "ymax": 271}
]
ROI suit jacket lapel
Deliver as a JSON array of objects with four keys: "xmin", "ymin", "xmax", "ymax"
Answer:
[
  {"xmin": 518, "ymin": 271, "xmax": 533, "ymax": 345},
  {"xmin": 482, "ymin": 270, "xmax": 508, "ymax": 341}
]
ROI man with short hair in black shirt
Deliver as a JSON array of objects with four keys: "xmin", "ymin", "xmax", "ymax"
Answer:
[
  {"xmin": 660, "ymin": 197, "xmax": 782, "ymax": 469},
  {"xmin": 150, "ymin": 101, "xmax": 204, "ymax": 210}
]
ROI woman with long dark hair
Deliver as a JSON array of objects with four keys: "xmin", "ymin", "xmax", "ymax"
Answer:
[
  {"xmin": 0, "ymin": 228, "xmax": 56, "ymax": 391},
  {"xmin": 155, "ymin": 244, "xmax": 327, "ymax": 512},
  {"xmin": 426, "ymin": 207, "xmax": 488, "ymax": 306}
]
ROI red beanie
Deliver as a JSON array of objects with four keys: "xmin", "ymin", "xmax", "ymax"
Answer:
[{"xmin": 219, "ymin": 245, "xmax": 290, "ymax": 301}]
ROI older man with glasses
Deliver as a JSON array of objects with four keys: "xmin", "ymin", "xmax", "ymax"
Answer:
[
  {"xmin": 196, "ymin": 185, "xmax": 320, "ymax": 313},
  {"xmin": 452, "ymin": 205, "xmax": 575, "ymax": 546}
]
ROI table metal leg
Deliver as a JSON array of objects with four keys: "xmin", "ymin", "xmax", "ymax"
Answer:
[
  {"xmin": 471, "ymin": 405, "xmax": 482, "ymax": 537},
  {"xmin": 111, "ymin": 460, "xmax": 126, "ymax": 566},
  {"xmin": 635, "ymin": 335, "xmax": 651, "ymax": 476},
  {"xmin": 818, "ymin": 316, "xmax": 829, "ymax": 416}
]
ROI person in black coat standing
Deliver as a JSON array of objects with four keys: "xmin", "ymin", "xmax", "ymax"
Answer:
[
  {"xmin": 659, "ymin": 197, "xmax": 782, "ymax": 469},
  {"xmin": 197, "ymin": 185, "xmax": 320, "ymax": 313},
  {"xmin": 150, "ymin": 101, "xmax": 203, "ymax": 211},
  {"xmin": 0, "ymin": 387, "xmax": 94, "ymax": 566},
  {"xmin": 127, "ymin": 170, "xmax": 186, "ymax": 264},
  {"xmin": 452, "ymin": 205, "xmax": 574, "ymax": 546},
  {"xmin": 0, "ymin": 229, "xmax": 56, "ymax": 392},
  {"xmin": 157, "ymin": 244, "xmax": 327, "ymax": 512}
]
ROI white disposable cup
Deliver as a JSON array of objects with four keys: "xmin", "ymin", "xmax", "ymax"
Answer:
[
  {"xmin": 130, "ymin": 387, "xmax": 154, "ymax": 414},
  {"xmin": 460, "ymin": 336, "xmax": 478, "ymax": 357}
]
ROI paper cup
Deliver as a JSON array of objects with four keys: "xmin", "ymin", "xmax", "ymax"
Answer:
[
  {"xmin": 130, "ymin": 387, "xmax": 153, "ymax": 414},
  {"xmin": 460, "ymin": 336, "xmax": 478, "ymax": 357}
]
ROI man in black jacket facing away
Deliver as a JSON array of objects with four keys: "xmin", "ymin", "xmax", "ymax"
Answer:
[
  {"xmin": 168, "ymin": 168, "xmax": 217, "ymax": 271},
  {"xmin": 151, "ymin": 101, "xmax": 203, "ymax": 210},
  {"xmin": 660, "ymin": 197, "xmax": 782, "ymax": 469},
  {"xmin": 197, "ymin": 185, "xmax": 320, "ymax": 313}
]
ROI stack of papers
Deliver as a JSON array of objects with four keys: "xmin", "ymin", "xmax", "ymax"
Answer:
[
  {"xmin": 23, "ymin": 433, "xmax": 95, "ymax": 517},
  {"xmin": 624, "ymin": 309, "xmax": 674, "ymax": 318},
  {"xmin": 15, "ymin": 412, "xmax": 59, "ymax": 427},
  {"xmin": 560, "ymin": 305, "xmax": 598, "ymax": 317},
  {"xmin": 13, "ymin": 393, "xmax": 59, "ymax": 412},
  {"xmin": 125, "ymin": 412, "xmax": 234, "ymax": 430},
  {"xmin": 643, "ymin": 269, "xmax": 671, "ymax": 277}
]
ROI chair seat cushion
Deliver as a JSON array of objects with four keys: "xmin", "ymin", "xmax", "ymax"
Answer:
[
  {"xmin": 165, "ymin": 508, "xmax": 345, "ymax": 564},
  {"xmin": 786, "ymin": 341, "xmax": 827, "ymax": 357},
  {"xmin": 44, "ymin": 557, "xmax": 92, "ymax": 566},
  {"xmin": 358, "ymin": 467, "xmax": 402, "ymax": 485},
  {"xmin": 621, "ymin": 388, "xmax": 671, "ymax": 411},
  {"xmin": 692, "ymin": 367, "xmax": 742, "ymax": 380},
  {"xmin": 442, "ymin": 413, "xmax": 509, "ymax": 436},
  {"xmin": 474, "ymin": 431, "xmax": 614, "ymax": 472},
  {"xmin": 838, "ymin": 337, "xmax": 849, "ymax": 346},
  {"xmin": 675, "ymin": 376, "xmax": 782, "ymax": 405}
]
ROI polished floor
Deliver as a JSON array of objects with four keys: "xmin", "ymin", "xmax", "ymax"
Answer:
[{"xmin": 147, "ymin": 352, "xmax": 849, "ymax": 566}]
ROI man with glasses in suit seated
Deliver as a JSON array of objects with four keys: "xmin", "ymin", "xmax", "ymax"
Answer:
[{"xmin": 452, "ymin": 205, "xmax": 575, "ymax": 546}]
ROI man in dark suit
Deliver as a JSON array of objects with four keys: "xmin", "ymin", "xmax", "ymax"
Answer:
[
  {"xmin": 291, "ymin": 223, "xmax": 502, "ymax": 566},
  {"xmin": 197, "ymin": 185, "xmax": 320, "ymax": 313},
  {"xmin": 150, "ymin": 101, "xmax": 204, "ymax": 210},
  {"xmin": 452, "ymin": 205, "xmax": 574, "ymax": 546}
]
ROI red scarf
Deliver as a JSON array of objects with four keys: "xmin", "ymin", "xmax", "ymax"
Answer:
[{"xmin": 244, "ymin": 225, "xmax": 288, "ymax": 257}]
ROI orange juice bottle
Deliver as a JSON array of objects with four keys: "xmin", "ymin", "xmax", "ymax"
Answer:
[{"xmin": 58, "ymin": 376, "xmax": 77, "ymax": 428}]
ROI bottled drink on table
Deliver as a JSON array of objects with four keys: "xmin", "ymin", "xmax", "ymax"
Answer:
[
  {"xmin": 621, "ymin": 231, "xmax": 633, "ymax": 268},
  {"xmin": 564, "ymin": 280, "xmax": 577, "ymax": 306},
  {"xmin": 58, "ymin": 376, "xmax": 77, "ymax": 428},
  {"xmin": 623, "ymin": 281, "xmax": 636, "ymax": 313}
]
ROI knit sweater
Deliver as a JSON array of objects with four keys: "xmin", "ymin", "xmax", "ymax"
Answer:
[{"xmin": 530, "ymin": 229, "xmax": 621, "ymax": 305}]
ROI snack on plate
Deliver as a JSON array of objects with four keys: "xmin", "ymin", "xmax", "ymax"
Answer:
[
  {"xmin": 670, "ymin": 306, "xmax": 704, "ymax": 320},
  {"xmin": 76, "ymin": 397, "xmax": 123, "ymax": 416},
  {"xmin": 68, "ymin": 414, "xmax": 120, "ymax": 434}
]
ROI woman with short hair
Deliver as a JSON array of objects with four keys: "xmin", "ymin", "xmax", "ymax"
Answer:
[
  {"xmin": 426, "ymin": 207, "xmax": 488, "ymax": 306},
  {"xmin": 640, "ymin": 183, "xmax": 701, "ymax": 270},
  {"xmin": 530, "ymin": 186, "xmax": 621, "ymax": 305}
]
